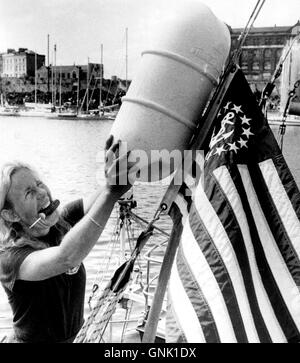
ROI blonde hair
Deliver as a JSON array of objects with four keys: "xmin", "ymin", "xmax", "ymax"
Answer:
[
  {"xmin": 0, "ymin": 161, "xmax": 69, "ymax": 251},
  {"xmin": 0, "ymin": 161, "xmax": 38, "ymax": 210}
]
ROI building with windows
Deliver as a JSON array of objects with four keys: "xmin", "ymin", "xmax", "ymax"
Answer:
[
  {"xmin": 230, "ymin": 22, "xmax": 300, "ymax": 95},
  {"xmin": 1, "ymin": 48, "xmax": 45, "ymax": 78},
  {"xmin": 0, "ymin": 45, "xmax": 127, "ymax": 106},
  {"xmin": 36, "ymin": 63, "xmax": 103, "ymax": 93}
]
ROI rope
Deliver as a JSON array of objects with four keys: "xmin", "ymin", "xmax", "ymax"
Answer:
[
  {"xmin": 74, "ymin": 282, "xmax": 126, "ymax": 343},
  {"xmin": 277, "ymin": 80, "xmax": 300, "ymax": 151}
]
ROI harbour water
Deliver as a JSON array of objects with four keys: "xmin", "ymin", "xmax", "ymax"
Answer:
[{"xmin": 0, "ymin": 115, "xmax": 300, "ymax": 342}]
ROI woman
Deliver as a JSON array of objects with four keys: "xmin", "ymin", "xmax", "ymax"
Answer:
[{"xmin": 0, "ymin": 136, "xmax": 135, "ymax": 343}]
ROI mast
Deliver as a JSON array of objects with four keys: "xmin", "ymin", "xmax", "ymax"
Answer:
[
  {"xmin": 47, "ymin": 34, "xmax": 50, "ymax": 97},
  {"xmin": 77, "ymin": 66, "xmax": 80, "ymax": 113},
  {"xmin": 51, "ymin": 62, "xmax": 54, "ymax": 105},
  {"xmin": 54, "ymin": 44, "xmax": 57, "ymax": 107},
  {"xmin": 86, "ymin": 57, "xmax": 89, "ymax": 112},
  {"xmin": 47, "ymin": 35, "xmax": 50, "ymax": 68},
  {"xmin": 59, "ymin": 66, "xmax": 62, "ymax": 112},
  {"xmin": 34, "ymin": 52, "xmax": 37, "ymax": 105},
  {"xmin": 100, "ymin": 44, "xmax": 103, "ymax": 115},
  {"xmin": 125, "ymin": 27, "xmax": 128, "ymax": 92}
]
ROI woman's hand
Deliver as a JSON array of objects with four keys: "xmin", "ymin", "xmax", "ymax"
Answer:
[{"xmin": 104, "ymin": 135, "xmax": 138, "ymax": 199}]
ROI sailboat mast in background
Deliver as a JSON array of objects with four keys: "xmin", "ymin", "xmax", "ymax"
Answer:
[
  {"xmin": 35, "ymin": 52, "xmax": 37, "ymax": 105},
  {"xmin": 86, "ymin": 57, "xmax": 89, "ymax": 112},
  {"xmin": 54, "ymin": 44, "xmax": 57, "ymax": 108},
  {"xmin": 125, "ymin": 27, "xmax": 128, "ymax": 93},
  {"xmin": 100, "ymin": 44, "xmax": 103, "ymax": 115}
]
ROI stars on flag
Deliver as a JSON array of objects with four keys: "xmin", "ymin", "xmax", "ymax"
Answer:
[
  {"xmin": 206, "ymin": 102, "xmax": 254, "ymax": 160},
  {"xmin": 224, "ymin": 102, "xmax": 232, "ymax": 112},
  {"xmin": 228, "ymin": 142, "xmax": 239, "ymax": 153},
  {"xmin": 232, "ymin": 104, "xmax": 243, "ymax": 114},
  {"xmin": 241, "ymin": 115, "xmax": 251, "ymax": 125},
  {"xmin": 215, "ymin": 145, "xmax": 227, "ymax": 156},
  {"xmin": 242, "ymin": 128, "xmax": 254, "ymax": 139},
  {"xmin": 238, "ymin": 138, "xmax": 248, "ymax": 149}
]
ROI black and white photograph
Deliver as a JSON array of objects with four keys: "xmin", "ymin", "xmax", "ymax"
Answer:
[{"xmin": 1, "ymin": 0, "xmax": 300, "ymax": 345}]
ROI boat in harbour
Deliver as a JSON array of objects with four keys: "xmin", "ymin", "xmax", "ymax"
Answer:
[
  {"xmin": 0, "ymin": 105, "xmax": 20, "ymax": 117},
  {"xmin": 0, "ymin": 94, "xmax": 20, "ymax": 116},
  {"xmin": 76, "ymin": 105, "xmax": 119, "ymax": 121},
  {"xmin": 18, "ymin": 102, "xmax": 55, "ymax": 117},
  {"xmin": 47, "ymin": 105, "xmax": 119, "ymax": 120},
  {"xmin": 52, "ymin": 111, "xmax": 78, "ymax": 120},
  {"xmin": 75, "ymin": 113, "xmax": 114, "ymax": 121}
]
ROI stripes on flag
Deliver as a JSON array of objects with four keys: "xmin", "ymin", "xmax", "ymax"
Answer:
[
  {"xmin": 239, "ymin": 164, "xmax": 300, "ymax": 337},
  {"xmin": 167, "ymin": 159, "xmax": 300, "ymax": 343},
  {"xmin": 215, "ymin": 165, "xmax": 286, "ymax": 343},
  {"xmin": 259, "ymin": 159, "xmax": 300, "ymax": 262},
  {"xmin": 191, "ymin": 179, "xmax": 259, "ymax": 343},
  {"xmin": 180, "ymin": 219, "xmax": 238, "ymax": 343},
  {"xmin": 167, "ymin": 255, "xmax": 206, "ymax": 343}
]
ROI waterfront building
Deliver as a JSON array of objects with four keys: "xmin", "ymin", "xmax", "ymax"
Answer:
[
  {"xmin": 40, "ymin": 63, "xmax": 104, "ymax": 85},
  {"xmin": 230, "ymin": 21, "xmax": 300, "ymax": 96},
  {"xmin": 36, "ymin": 63, "xmax": 103, "ymax": 94},
  {"xmin": 1, "ymin": 48, "xmax": 45, "ymax": 78}
]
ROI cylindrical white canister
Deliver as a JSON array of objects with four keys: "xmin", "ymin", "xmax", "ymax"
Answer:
[{"xmin": 110, "ymin": 0, "xmax": 231, "ymax": 182}]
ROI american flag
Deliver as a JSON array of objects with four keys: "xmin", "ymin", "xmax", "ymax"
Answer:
[{"xmin": 166, "ymin": 68, "xmax": 300, "ymax": 343}]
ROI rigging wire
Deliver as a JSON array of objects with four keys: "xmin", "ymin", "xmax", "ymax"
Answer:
[
  {"xmin": 87, "ymin": 217, "xmax": 120, "ymax": 310},
  {"xmin": 278, "ymin": 79, "xmax": 300, "ymax": 151},
  {"xmin": 233, "ymin": 0, "xmax": 266, "ymax": 64},
  {"xmin": 280, "ymin": 33, "xmax": 300, "ymax": 66}
]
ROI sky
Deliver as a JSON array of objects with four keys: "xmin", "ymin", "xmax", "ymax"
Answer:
[{"xmin": 1, "ymin": 0, "xmax": 300, "ymax": 79}]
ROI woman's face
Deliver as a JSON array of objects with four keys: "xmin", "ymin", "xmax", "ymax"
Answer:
[{"xmin": 6, "ymin": 168, "xmax": 59, "ymax": 234}]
